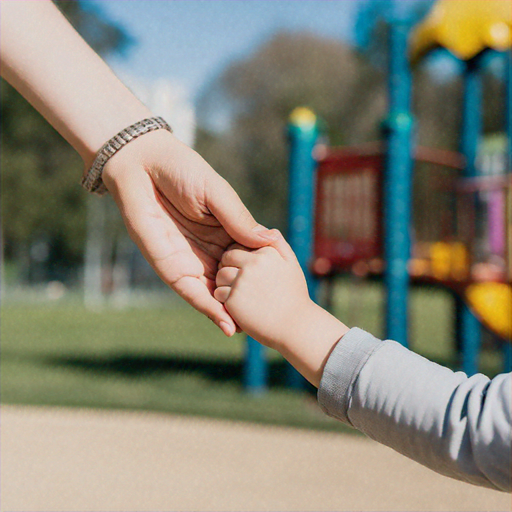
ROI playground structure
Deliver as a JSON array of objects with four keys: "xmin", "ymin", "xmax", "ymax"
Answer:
[
  {"xmin": 244, "ymin": 0, "xmax": 512, "ymax": 393},
  {"xmin": 313, "ymin": 142, "xmax": 512, "ymax": 341}
]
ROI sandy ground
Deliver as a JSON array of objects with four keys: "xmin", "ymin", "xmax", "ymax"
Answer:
[{"xmin": 1, "ymin": 405, "xmax": 510, "ymax": 512}]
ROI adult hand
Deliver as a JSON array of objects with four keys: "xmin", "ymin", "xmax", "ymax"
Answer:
[
  {"xmin": 0, "ymin": 0, "xmax": 274, "ymax": 335},
  {"xmin": 102, "ymin": 129, "xmax": 277, "ymax": 336}
]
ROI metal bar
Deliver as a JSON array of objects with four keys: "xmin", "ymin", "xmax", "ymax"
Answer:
[
  {"xmin": 461, "ymin": 59, "xmax": 482, "ymax": 179},
  {"xmin": 458, "ymin": 57, "xmax": 483, "ymax": 374},
  {"xmin": 286, "ymin": 107, "xmax": 319, "ymax": 389},
  {"xmin": 504, "ymin": 343, "xmax": 512, "ymax": 373},
  {"xmin": 460, "ymin": 300, "xmax": 481, "ymax": 376},
  {"xmin": 504, "ymin": 50, "xmax": 512, "ymax": 369},
  {"xmin": 244, "ymin": 336, "xmax": 268, "ymax": 395},
  {"xmin": 506, "ymin": 49, "xmax": 512, "ymax": 282},
  {"xmin": 384, "ymin": 19, "xmax": 414, "ymax": 347}
]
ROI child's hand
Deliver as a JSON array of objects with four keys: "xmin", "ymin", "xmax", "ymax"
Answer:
[
  {"xmin": 214, "ymin": 232, "xmax": 312, "ymax": 350},
  {"xmin": 216, "ymin": 231, "xmax": 349, "ymax": 386},
  {"xmin": 215, "ymin": 232, "xmax": 348, "ymax": 388}
]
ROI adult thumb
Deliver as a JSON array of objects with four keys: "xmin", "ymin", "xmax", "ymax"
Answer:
[
  {"xmin": 207, "ymin": 178, "xmax": 279, "ymax": 248},
  {"xmin": 269, "ymin": 230, "xmax": 297, "ymax": 261}
]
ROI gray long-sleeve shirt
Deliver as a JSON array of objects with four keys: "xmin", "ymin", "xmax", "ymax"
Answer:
[{"xmin": 318, "ymin": 328, "xmax": 512, "ymax": 492}]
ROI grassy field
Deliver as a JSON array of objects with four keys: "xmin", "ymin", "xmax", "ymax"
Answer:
[{"xmin": 1, "ymin": 280, "xmax": 505, "ymax": 431}]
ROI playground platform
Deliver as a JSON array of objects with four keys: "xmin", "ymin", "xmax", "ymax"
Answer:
[{"xmin": 1, "ymin": 405, "xmax": 509, "ymax": 511}]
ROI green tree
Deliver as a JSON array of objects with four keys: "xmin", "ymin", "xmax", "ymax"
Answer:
[
  {"xmin": 0, "ymin": 1, "xmax": 130, "ymax": 280},
  {"xmin": 197, "ymin": 29, "xmax": 506, "ymax": 239},
  {"xmin": 197, "ymin": 31, "xmax": 386, "ymax": 231}
]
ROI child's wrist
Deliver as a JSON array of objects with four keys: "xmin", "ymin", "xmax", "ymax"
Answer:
[
  {"xmin": 272, "ymin": 299, "xmax": 318, "ymax": 350},
  {"xmin": 276, "ymin": 301, "xmax": 349, "ymax": 387}
]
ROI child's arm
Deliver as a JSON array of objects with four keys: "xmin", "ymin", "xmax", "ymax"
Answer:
[
  {"xmin": 215, "ymin": 234, "xmax": 349, "ymax": 386},
  {"xmin": 215, "ymin": 233, "xmax": 511, "ymax": 492}
]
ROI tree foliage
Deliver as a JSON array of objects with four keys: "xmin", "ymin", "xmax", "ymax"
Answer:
[
  {"xmin": 197, "ymin": 32, "xmax": 386, "ymax": 231},
  {"xmin": 197, "ymin": 29, "xmax": 506, "ymax": 234},
  {"xmin": 1, "ymin": 1, "xmax": 130, "ymax": 274}
]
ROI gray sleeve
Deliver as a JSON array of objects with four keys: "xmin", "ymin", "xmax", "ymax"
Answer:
[{"xmin": 318, "ymin": 328, "xmax": 512, "ymax": 492}]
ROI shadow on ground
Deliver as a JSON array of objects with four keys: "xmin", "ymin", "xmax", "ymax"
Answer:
[{"xmin": 45, "ymin": 352, "xmax": 317, "ymax": 392}]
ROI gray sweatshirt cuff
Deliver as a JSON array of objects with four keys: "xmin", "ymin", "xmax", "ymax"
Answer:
[{"xmin": 317, "ymin": 327, "xmax": 384, "ymax": 426}]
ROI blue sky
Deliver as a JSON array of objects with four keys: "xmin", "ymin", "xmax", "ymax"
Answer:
[{"xmin": 86, "ymin": 1, "xmax": 364, "ymax": 100}]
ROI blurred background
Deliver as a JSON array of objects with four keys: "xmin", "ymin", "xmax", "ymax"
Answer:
[{"xmin": 1, "ymin": 0, "xmax": 508, "ymax": 428}]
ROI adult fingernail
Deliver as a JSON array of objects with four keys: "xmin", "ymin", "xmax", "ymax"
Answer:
[
  {"xmin": 266, "ymin": 229, "xmax": 281, "ymax": 241},
  {"xmin": 220, "ymin": 321, "xmax": 235, "ymax": 337},
  {"xmin": 253, "ymin": 225, "xmax": 280, "ymax": 241},
  {"xmin": 252, "ymin": 224, "xmax": 268, "ymax": 233}
]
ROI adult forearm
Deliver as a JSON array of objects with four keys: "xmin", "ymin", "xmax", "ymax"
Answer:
[
  {"xmin": 0, "ymin": 0, "xmax": 151, "ymax": 168},
  {"xmin": 1, "ymin": 1, "xmax": 271, "ymax": 335}
]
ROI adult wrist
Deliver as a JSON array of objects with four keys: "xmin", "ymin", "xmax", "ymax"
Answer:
[
  {"xmin": 81, "ymin": 116, "xmax": 172, "ymax": 195},
  {"xmin": 79, "ymin": 104, "xmax": 154, "ymax": 168},
  {"xmin": 100, "ymin": 128, "xmax": 178, "ymax": 196}
]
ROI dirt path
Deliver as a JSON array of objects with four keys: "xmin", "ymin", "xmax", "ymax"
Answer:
[{"xmin": 1, "ymin": 405, "xmax": 509, "ymax": 512}]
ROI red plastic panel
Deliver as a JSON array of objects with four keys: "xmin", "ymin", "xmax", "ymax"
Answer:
[{"xmin": 313, "ymin": 152, "xmax": 384, "ymax": 274}]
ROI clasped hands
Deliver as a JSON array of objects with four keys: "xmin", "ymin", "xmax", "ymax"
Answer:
[
  {"xmin": 100, "ymin": 129, "xmax": 347, "ymax": 385},
  {"xmin": 101, "ymin": 129, "xmax": 280, "ymax": 336}
]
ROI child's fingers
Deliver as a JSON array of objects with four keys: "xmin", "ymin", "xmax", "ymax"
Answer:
[
  {"xmin": 220, "ymin": 247, "xmax": 253, "ymax": 269},
  {"xmin": 225, "ymin": 242, "xmax": 249, "ymax": 252},
  {"xmin": 218, "ymin": 244, "xmax": 252, "ymax": 270},
  {"xmin": 216, "ymin": 266, "xmax": 239, "ymax": 287},
  {"xmin": 214, "ymin": 286, "xmax": 232, "ymax": 303}
]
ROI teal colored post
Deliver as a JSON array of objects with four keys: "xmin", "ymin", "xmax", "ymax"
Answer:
[
  {"xmin": 459, "ymin": 58, "xmax": 483, "ymax": 376},
  {"xmin": 458, "ymin": 300, "xmax": 481, "ymax": 375},
  {"xmin": 287, "ymin": 107, "xmax": 319, "ymax": 389},
  {"xmin": 503, "ymin": 49, "xmax": 512, "ymax": 373},
  {"xmin": 504, "ymin": 343, "xmax": 512, "ymax": 373},
  {"xmin": 244, "ymin": 336, "xmax": 267, "ymax": 394},
  {"xmin": 507, "ymin": 50, "xmax": 512, "ymax": 164},
  {"xmin": 384, "ymin": 18, "xmax": 414, "ymax": 347},
  {"xmin": 461, "ymin": 60, "xmax": 482, "ymax": 177}
]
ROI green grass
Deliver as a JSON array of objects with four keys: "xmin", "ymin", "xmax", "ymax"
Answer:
[
  {"xmin": 0, "ymin": 298, "xmax": 350, "ymax": 432},
  {"xmin": 1, "ymin": 282, "xmax": 504, "ymax": 431}
]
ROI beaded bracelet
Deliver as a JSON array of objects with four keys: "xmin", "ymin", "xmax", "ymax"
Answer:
[{"xmin": 81, "ymin": 116, "xmax": 173, "ymax": 195}]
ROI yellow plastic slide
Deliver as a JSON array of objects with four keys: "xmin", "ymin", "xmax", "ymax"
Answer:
[{"xmin": 465, "ymin": 282, "xmax": 512, "ymax": 341}]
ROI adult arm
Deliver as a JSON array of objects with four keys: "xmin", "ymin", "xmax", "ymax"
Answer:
[
  {"xmin": 318, "ymin": 328, "xmax": 512, "ymax": 492},
  {"xmin": 0, "ymin": 0, "xmax": 275, "ymax": 334}
]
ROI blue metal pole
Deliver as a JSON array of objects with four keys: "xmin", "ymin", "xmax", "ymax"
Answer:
[
  {"xmin": 384, "ymin": 18, "xmax": 414, "ymax": 347},
  {"xmin": 286, "ymin": 107, "xmax": 319, "ymax": 389},
  {"xmin": 507, "ymin": 50, "xmax": 512, "ymax": 166},
  {"xmin": 459, "ymin": 300, "xmax": 481, "ymax": 376},
  {"xmin": 461, "ymin": 60, "xmax": 482, "ymax": 178},
  {"xmin": 244, "ymin": 336, "xmax": 267, "ymax": 395},
  {"xmin": 504, "ymin": 343, "xmax": 512, "ymax": 373},
  {"xmin": 503, "ymin": 49, "xmax": 512, "ymax": 372},
  {"xmin": 459, "ymin": 58, "xmax": 483, "ymax": 376}
]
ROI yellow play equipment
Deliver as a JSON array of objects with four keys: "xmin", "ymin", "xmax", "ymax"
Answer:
[
  {"xmin": 410, "ymin": 0, "xmax": 512, "ymax": 344},
  {"xmin": 466, "ymin": 282, "xmax": 512, "ymax": 341},
  {"xmin": 410, "ymin": 0, "xmax": 512, "ymax": 62},
  {"xmin": 467, "ymin": 178, "xmax": 512, "ymax": 341}
]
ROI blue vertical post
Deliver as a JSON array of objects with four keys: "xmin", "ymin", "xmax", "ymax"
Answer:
[
  {"xmin": 287, "ymin": 107, "xmax": 319, "ymax": 389},
  {"xmin": 504, "ymin": 342, "xmax": 512, "ymax": 373},
  {"xmin": 384, "ymin": 16, "xmax": 414, "ymax": 347},
  {"xmin": 461, "ymin": 60, "xmax": 482, "ymax": 177},
  {"xmin": 503, "ymin": 49, "xmax": 512, "ymax": 372},
  {"xmin": 244, "ymin": 335, "xmax": 267, "ymax": 394},
  {"xmin": 507, "ymin": 50, "xmax": 512, "ymax": 169},
  {"xmin": 459, "ymin": 57, "xmax": 483, "ymax": 376}
]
